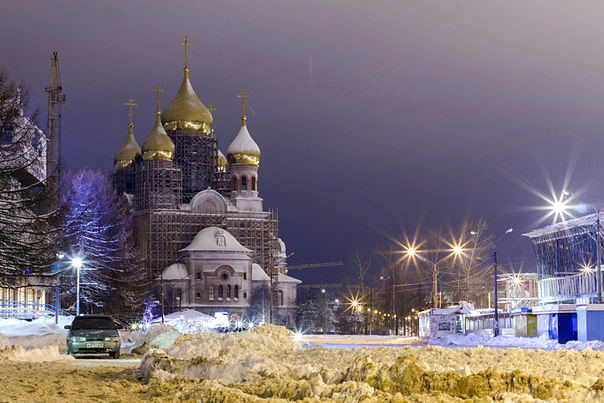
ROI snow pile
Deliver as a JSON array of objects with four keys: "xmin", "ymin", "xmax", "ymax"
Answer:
[
  {"xmin": 0, "ymin": 345, "xmax": 72, "ymax": 362},
  {"xmin": 140, "ymin": 326, "xmax": 604, "ymax": 401},
  {"xmin": 158, "ymin": 310, "xmax": 215, "ymax": 334},
  {"xmin": 123, "ymin": 324, "xmax": 182, "ymax": 355},
  {"xmin": 0, "ymin": 316, "xmax": 72, "ymax": 337},
  {"xmin": 430, "ymin": 333, "xmax": 604, "ymax": 351}
]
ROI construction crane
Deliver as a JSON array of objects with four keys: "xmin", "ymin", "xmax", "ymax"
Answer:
[
  {"xmin": 45, "ymin": 51, "xmax": 65, "ymax": 211},
  {"xmin": 287, "ymin": 261, "xmax": 344, "ymax": 270}
]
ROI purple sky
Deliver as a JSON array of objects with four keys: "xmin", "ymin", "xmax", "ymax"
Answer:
[{"xmin": 3, "ymin": 1, "xmax": 604, "ymax": 283}]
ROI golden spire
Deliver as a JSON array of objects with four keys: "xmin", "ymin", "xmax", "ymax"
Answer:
[
  {"xmin": 142, "ymin": 84, "xmax": 175, "ymax": 161},
  {"xmin": 124, "ymin": 97, "xmax": 137, "ymax": 127},
  {"xmin": 237, "ymin": 90, "xmax": 248, "ymax": 125},
  {"xmin": 114, "ymin": 97, "xmax": 141, "ymax": 170},
  {"xmin": 178, "ymin": 35, "xmax": 192, "ymax": 76}
]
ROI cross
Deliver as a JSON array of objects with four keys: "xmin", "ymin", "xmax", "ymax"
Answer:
[
  {"xmin": 178, "ymin": 35, "xmax": 192, "ymax": 70},
  {"xmin": 208, "ymin": 104, "xmax": 218, "ymax": 113},
  {"xmin": 124, "ymin": 98, "xmax": 137, "ymax": 126},
  {"xmin": 153, "ymin": 84, "xmax": 164, "ymax": 112},
  {"xmin": 237, "ymin": 90, "xmax": 248, "ymax": 117}
]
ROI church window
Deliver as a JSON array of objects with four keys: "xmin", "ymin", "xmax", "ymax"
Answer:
[
  {"xmin": 243, "ymin": 292, "xmax": 247, "ymax": 299},
  {"xmin": 196, "ymin": 272, "xmax": 201, "ymax": 280},
  {"xmin": 216, "ymin": 235, "xmax": 226, "ymax": 247},
  {"xmin": 226, "ymin": 285, "xmax": 231, "ymax": 299},
  {"xmin": 251, "ymin": 176, "xmax": 257, "ymax": 191},
  {"xmin": 195, "ymin": 291, "xmax": 201, "ymax": 299},
  {"xmin": 278, "ymin": 290, "xmax": 284, "ymax": 306},
  {"xmin": 209, "ymin": 286, "xmax": 214, "ymax": 300},
  {"xmin": 221, "ymin": 272, "xmax": 229, "ymax": 281},
  {"xmin": 218, "ymin": 285, "xmax": 224, "ymax": 300},
  {"xmin": 234, "ymin": 285, "xmax": 239, "ymax": 299},
  {"xmin": 241, "ymin": 176, "xmax": 247, "ymax": 190},
  {"xmin": 243, "ymin": 272, "xmax": 247, "ymax": 280}
]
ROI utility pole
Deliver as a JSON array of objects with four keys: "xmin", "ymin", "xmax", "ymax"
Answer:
[
  {"xmin": 597, "ymin": 211, "xmax": 602, "ymax": 303},
  {"xmin": 45, "ymin": 52, "xmax": 65, "ymax": 211},
  {"xmin": 432, "ymin": 262, "xmax": 438, "ymax": 308}
]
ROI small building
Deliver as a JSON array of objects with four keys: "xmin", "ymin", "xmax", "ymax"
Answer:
[{"xmin": 418, "ymin": 304, "xmax": 472, "ymax": 338}]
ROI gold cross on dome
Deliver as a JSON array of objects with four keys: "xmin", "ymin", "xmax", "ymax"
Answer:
[
  {"xmin": 237, "ymin": 90, "xmax": 249, "ymax": 116},
  {"xmin": 178, "ymin": 35, "xmax": 192, "ymax": 70},
  {"xmin": 153, "ymin": 84, "xmax": 164, "ymax": 112},
  {"xmin": 124, "ymin": 98, "xmax": 137, "ymax": 126}
]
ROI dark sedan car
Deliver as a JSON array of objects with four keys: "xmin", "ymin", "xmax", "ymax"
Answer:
[{"xmin": 65, "ymin": 315, "xmax": 121, "ymax": 358}]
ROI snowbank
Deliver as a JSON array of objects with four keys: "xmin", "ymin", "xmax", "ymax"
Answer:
[
  {"xmin": 430, "ymin": 333, "xmax": 604, "ymax": 351},
  {"xmin": 0, "ymin": 345, "xmax": 72, "ymax": 362},
  {"xmin": 139, "ymin": 325, "xmax": 604, "ymax": 401},
  {"xmin": 0, "ymin": 316, "xmax": 72, "ymax": 337}
]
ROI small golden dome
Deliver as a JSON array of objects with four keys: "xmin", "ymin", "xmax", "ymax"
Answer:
[
  {"xmin": 114, "ymin": 123, "xmax": 141, "ymax": 169},
  {"xmin": 217, "ymin": 150, "xmax": 227, "ymax": 173},
  {"xmin": 161, "ymin": 69, "xmax": 213, "ymax": 133},
  {"xmin": 142, "ymin": 112, "xmax": 175, "ymax": 161},
  {"xmin": 227, "ymin": 118, "xmax": 260, "ymax": 166}
]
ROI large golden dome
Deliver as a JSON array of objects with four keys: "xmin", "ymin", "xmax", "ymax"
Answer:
[
  {"xmin": 142, "ymin": 111, "xmax": 175, "ymax": 161},
  {"xmin": 114, "ymin": 123, "xmax": 141, "ymax": 169},
  {"xmin": 161, "ymin": 69, "xmax": 213, "ymax": 133}
]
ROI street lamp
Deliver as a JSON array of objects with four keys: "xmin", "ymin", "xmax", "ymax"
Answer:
[
  {"xmin": 493, "ymin": 227, "xmax": 513, "ymax": 337},
  {"xmin": 563, "ymin": 190, "xmax": 602, "ymax": 303},
  {"xmin": 71, "ymin": 257, "xmax": 83, "ymax": 315}
]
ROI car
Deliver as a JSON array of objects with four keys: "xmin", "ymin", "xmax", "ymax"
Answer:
[{"xmin": 65, "ymin": 315, "xmax": 121, "ymax": 358}]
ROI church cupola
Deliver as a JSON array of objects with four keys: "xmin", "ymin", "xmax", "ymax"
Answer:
[
  {"xmin": 142, "ymin": 84, "xmax": 175, "ymax": 161},
  {"xmin": 217, "ymin": 150, "xmax": 227, "ymax": 173},
  {"xmin": 114, "ymin": 98, "xmax": 141, "ymax": 170},
  {"xmin": 227, "ymin": 91, "xmax": 263, "ymax": 212},
  {"xmin": 161, "ymin": 36, "xmax": 213, "ymax": 134}
]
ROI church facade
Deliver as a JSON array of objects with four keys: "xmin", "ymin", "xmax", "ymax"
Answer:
[{"xmin": 112, "ymin": 39, "xmax": 299, "ymax": 324}]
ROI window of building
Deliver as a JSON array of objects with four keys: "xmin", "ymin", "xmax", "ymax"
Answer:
[
  {"xmin": 251, "ymin": 176, "xmax": 257, "ymax": 191},
  {"xmin": 216, "ymin": 235, "xmax": 226, "ymax": 247},
  {"xmin": 196, "ymin": 272, "xmax": 202, "ymax": 280},
  {"xmin": 209, "ymin": 286, "xmax": 214, "ymax": 300},
  {"xmin": 243, "ymin": 272, "xmax": 247, "ymax": 280},
  {"xmin": 195, "ymin": 291, "xmax": 201, "ymax": 299},
  {"xmin": 241, "ymin": 176, "xmax": 247, "ymax": 190},
  {"xmin": 175, "ymin": 288, "xmax": 182, "ymax": 300},
  {"xmin": 243, "ymin": 292, "xmax": 247, "ymax": 299},
  {"xmin": 278, "ymin": 290, "xmax": 284, "ymax": 306},
  {"xmin": 221, "ymin": 272, "xmax": 229, "ymax": 281},
  {"xmin": 218, "ymin": 285, "xmax": 224, "ymax": 300},
  {"xmin": 234, "ymin": 285, "xmax": 239, "ymax": 299},
  {"xmin": 226, "ymin": 285, "xmax": 231, "ymax": 299}
]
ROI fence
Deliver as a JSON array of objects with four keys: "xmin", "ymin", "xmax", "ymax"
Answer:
[{"xmin": 538, "ymin": 271, "xmax": 599, "ymax": 303}]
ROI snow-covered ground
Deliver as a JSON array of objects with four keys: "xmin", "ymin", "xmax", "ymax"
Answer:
[{"xmin": 429, "ymin": 332, "xmax": 604, "ymax": 351}]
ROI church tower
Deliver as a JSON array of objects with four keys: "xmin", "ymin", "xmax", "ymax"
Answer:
[
  {"xmin": 135, "ymin": 85, "xmax": 181, "ymax": 210},
  {"xmin": 227, "ymin": 91, "xmax": 263, "ymax": 212},
  {"xmin": 161, "ymin": 36, "xmax": 221, "ymax": 202},
  {"xmin": 113, "ymin": 98, "xmax": 141, "ymax": 195}
]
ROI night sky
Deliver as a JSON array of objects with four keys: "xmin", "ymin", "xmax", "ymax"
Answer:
[{"xmin": 3, "ymin": 1, "xmax": 604, "ymax": 284}]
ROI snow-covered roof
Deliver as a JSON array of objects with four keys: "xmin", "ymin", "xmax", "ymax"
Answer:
[
  {"xmin": 227, "ymin": 124, "xmax": 260, "ymax": 157},
  {"xmin": 180, "ymin": 226, "xmax": 251, "ymax": 253},
  {"xmin": 277, "ymin": 273, "xmax": 302, "ymax": 284},
  {"xmin": 523, "ymin": 213, "xmax": 597, "ymax": 238},
  {"xmin": 162, "ymin": 263, "xmax": 189, "ymax": 280},
  {"xmin": 251, "ymin": 263, "xmax": 270, "ymax": 281}
]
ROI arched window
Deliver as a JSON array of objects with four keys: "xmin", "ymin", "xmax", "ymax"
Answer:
[
  {"xmin": 251, "ymin": 176, "xmax": 257, "ymax": 191},
  {"xmin": 278, "ymin": 290, "xmax": 284, "ymax": 306},
  {"xmin": 209, "ymin": 286, "xmax": 214, "ymax": 300},
  {"xmin": 234, "ymin": 285, "xmax": 239, "ymax": 299},
  {"xmin": 241, "ymin": 176, "xmax": 247, "ymax": 190},
  {"xmin": 227, "ymin": 285, "xmax": 231, "ymax": 299},
  {"xmin": 218, "ymin": 285, "xmax": 224, "ymax": 300}
]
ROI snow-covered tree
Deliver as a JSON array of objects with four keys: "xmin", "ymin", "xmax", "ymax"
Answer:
[
  {"xmin": 61, "ymin": 169, "xmax": 145, "ymax": 313},
  {"xmin": 0, "ymin": 70, "xmax": 58, "ymax": 286}
]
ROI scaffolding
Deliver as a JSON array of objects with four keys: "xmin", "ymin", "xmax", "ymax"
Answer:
[
  {"xmin": 113, "ymin": 165, "xmax": 135, "ymax": 195},
  {"xmin": 167, "ymin": 129, "xmax": 219, "ymax": 203},
  {"xmin": 134, "ymin": 159, "xmax": 182, "ymax": 211},
  {"xmin": 134, "ymin": 209, "xmax": 279, "ymax": 281}
]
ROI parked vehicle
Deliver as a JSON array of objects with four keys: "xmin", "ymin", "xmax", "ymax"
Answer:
[{"xmin": 65, "ymin": 315, "xmax": 121, "ymax": 358}]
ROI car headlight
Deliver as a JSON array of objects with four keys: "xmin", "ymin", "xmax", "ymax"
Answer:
[
  {"xmin": 104, "ymin": 337, "xmax": 120, "ymax": 341},
  {"xmin": 71, "ymin": 336, "xmax": 86, "ymax": 342}
]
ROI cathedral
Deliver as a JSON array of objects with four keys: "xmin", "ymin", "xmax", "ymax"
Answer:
[{"xmin": 111, "ymin": 38, "xmax": 300, "ymax": 324}]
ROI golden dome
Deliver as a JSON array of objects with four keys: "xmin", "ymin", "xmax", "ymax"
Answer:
[
  {"xmin": 217, "ymin": 150, "xmax": 227, "ymax": 173},
  {"xmin": 142, "ymin": 111, "xmax": 175, "ymax": 161},
  {"xmin": 161, "ymin": 69, "xmax": 213, "ymax": 133},
  {"xmin": 227, "ymin": 116, "xmax": 260, "ymax": 166},
  {"xmin": 114, "ymin": 123, "xmax": 141, "ymax": 169}
]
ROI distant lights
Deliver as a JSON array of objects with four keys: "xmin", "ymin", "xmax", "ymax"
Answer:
[{"xmin": 293, "ymin": 331, "xmax": 304, "ymax": 342}]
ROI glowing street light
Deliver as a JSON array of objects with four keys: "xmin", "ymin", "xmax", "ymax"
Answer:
[
  {"xmin": 453, "ymin": 245, "xmax": 463, "ymax": 255},
  {"xmin": 71, "ymin": 256, "xmax": 83, "ymax": 315}
]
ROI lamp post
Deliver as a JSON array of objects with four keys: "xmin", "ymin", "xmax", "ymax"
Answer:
[
  {"xmin": 493, "ymin": 228, "xmax": 513, "ymax": 337},
  {"xmin": 71, "ymin": 257, "xmax": 83, "ymax": 316},
  {"xmin": 563, "ymin": 191, "xmax": 602, "ymax": 303}
]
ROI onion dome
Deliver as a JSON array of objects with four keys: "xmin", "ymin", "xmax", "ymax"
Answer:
[
  {"xmin": 161, "ymin": 68, "xmax": 213, "ymax": 133},
  {"xmin": 217, "ymin": 150, "xmax": 227, "ymax": 173},
  {"xmin": 142, "ymin": 86, "xmax": 175, "ymax": 161},
  {"xmin": 114, "ymin": 123, "xmax": 141, "ymax": 169},
  {"xmin": 227, "ymin": 112, "xmax": 260, "ymax": 166}
]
